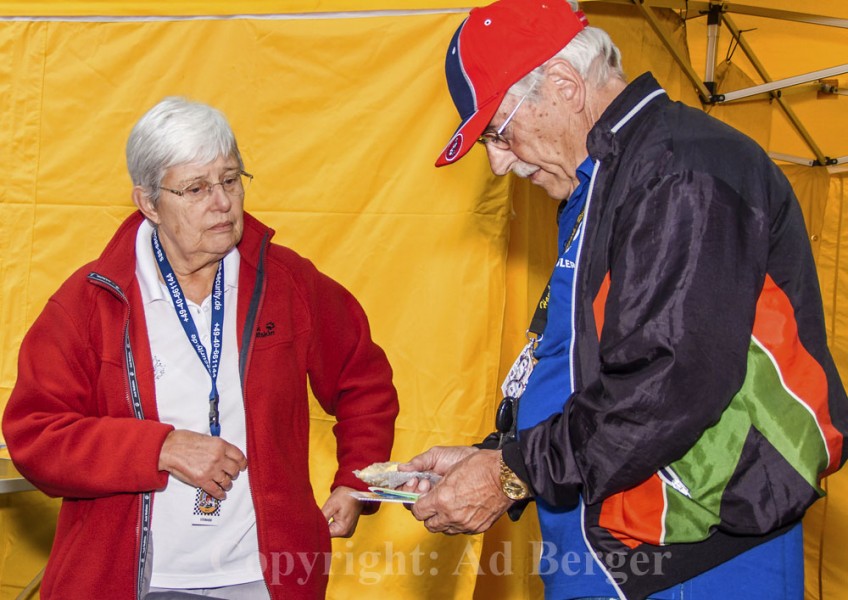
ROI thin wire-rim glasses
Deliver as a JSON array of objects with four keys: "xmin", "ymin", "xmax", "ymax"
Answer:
[
  {"xmin": 477, "ymin": 84, "xmax": 536, "ymax": 150},
  {"xmin": 159, "ymin": 170, "xmax": 253, "ymax": 201}
]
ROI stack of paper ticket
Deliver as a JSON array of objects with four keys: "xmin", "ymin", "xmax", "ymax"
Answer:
[{"xmin": 349, "ymin": 487, "xmax": 421, "ymax": 504}]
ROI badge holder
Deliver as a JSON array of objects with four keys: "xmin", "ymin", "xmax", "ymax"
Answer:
[{"xmin": 496, "ymin": 333, "xmax": 541, "ymax": 448}]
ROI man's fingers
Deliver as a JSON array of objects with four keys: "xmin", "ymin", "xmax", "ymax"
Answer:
[
  {"xmin": 401, "ymin": 477, "xmax": 432, "ymax": 494},
  {"xmin": 423, "ymin": 514, "xmax": 458, "ymax": 535},
  {"xmin": 424, "ymin": 517, "xmax": 443, "ymax": 533},
  {"xmin": 410, "ymin": 495, "xmax": 436, "ymax": 522},
  {"xmin": 398, "ymin": 453, "xmax": 434, "ymax": 473}
]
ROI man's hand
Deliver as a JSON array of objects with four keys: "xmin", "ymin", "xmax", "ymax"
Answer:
[
  {"xmin": 322, "ymin": 486, "xmax": 365, "ymax": 538},
  {"xmin": 410, "ymin": 449, "xmax": 513, "ymax": 535},
  {"xmin": 157, "ymin": 429, "xmax": 247, "ymax": 500},
  {"xmin": 398, "ymin": 445, "xmax": 478, "ymax": 493}
]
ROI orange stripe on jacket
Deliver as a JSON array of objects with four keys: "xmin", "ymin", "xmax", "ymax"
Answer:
[
  {"xmin": 599, "ymin": 474, "xmax": 666, "ymax": 548},
  {"xmin": 593, "ymin": 272, "xmax": 611, "ymax": 339},
  {"xmin": 753, "ymin": 275, "xmax": 843, "ymax": 475},
  {"xmin": 593, "ymin": 271, "xmax": 665, "ymax": 547}
]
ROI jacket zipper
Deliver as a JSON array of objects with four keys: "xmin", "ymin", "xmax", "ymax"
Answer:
[
  {"xmin": 238, "ymin": 236, "xmax": 272, "ymax": 598},
  {"xmin": 87, "ymin": 272, "xmax": 152, "ymax": 600},
  {"xmin": 658, "ymin": 465, "xmax": 691, "ymax": 498}
]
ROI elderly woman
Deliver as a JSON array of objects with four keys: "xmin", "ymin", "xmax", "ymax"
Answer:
[{"xmin": 2, "ymin": 97, "xmax": 399, "ymax": 599}]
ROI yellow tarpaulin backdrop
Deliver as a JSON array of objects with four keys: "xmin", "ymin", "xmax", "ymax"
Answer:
[{"xmin": 0, "ymin": 3, "xmax": 846, "ymax": 599}]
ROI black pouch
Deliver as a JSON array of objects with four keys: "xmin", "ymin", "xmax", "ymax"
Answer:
[{"xmin": 495, "ymin": 396, "xmax": 519, "ymax": 448}]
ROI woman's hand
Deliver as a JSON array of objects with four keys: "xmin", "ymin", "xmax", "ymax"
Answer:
[
  {"xmin": 157, "ymin": 429, "xmax": 247, "ymax": 500},
  {"xmin": 321, "ymin": 486, "xmax": 364, "ymax": 538}
]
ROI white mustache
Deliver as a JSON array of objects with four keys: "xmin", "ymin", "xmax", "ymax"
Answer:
[{"xmin": 511, "ymin": 162, "xmax": 540, "ymax": 178}]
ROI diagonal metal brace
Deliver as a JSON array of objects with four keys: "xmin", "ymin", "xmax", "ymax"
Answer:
[{"xmin": 720, "ymin": 13, "xmax": 829, "ymax": 165}]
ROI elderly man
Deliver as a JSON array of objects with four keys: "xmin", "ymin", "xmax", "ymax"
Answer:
[{"xmin": 403, "ymin": 1, "xmax": 848, "ymax": 599}]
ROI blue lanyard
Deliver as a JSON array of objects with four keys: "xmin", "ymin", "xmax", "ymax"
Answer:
[{"xmin": 151, "ymin": 229, "xmax": 224, "ymax": 437}]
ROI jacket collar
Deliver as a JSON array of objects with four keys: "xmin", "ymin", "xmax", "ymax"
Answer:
[
  {"xmin": 587, "ymin": 72, "xmax": 666, "ymax": 162},
  {"xmin": 91, "ymin": 209, "xmax": 274, "ymax": 293}
]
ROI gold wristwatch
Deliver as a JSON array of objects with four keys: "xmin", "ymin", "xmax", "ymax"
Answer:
[{"xmin": 498, "ymin": 456, "xmax": 529, "ymax": 501}]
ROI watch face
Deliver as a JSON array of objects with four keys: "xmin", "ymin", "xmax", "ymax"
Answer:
[
  {"xmin": 503, "ymin": 480, "xmax": 528, "ymax": 500},
  {"xmin": 499, "ymin": 457, "xmax": 528, "ymax": 500}
]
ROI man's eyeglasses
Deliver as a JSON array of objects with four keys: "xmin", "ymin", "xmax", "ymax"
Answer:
[
  {"xmin": 477, "ymin": 88, "xmax": 533, "ymax": 151},
  {"xmin": 160, "ymin": 170, "xmax": 253, "ymax": 201}
]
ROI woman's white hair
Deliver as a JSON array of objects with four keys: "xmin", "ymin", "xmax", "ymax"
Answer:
[
  {"xmin": 126, "ymin": 97, "xmax": 244, "ymax": 204},
  {"xmin": 509, "ymin": 0, "xmax": 625, "ymax": 97}
]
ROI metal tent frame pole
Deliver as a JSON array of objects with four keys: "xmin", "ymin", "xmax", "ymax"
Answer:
[
  {"xmin": 703, "ymin": 3, "xmax": 721, "ymax": 96},
  {"xmin": 716, "ymin": 65, "xmax": 848, "ymax": 103},
  {"xmin": 629, "ymin": 0, "xmax": 713, "ymax": 102},
  {"xmin": 582, "ymin": 0, "xmax": 843, "ymax": 166},
  {"xmin": 586, "ymin": 0, "xmax": 848, "ymax": 30}
]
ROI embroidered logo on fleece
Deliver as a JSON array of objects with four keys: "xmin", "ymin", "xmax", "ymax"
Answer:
[{"xmin": 255, "ymin": 321, "xmax": 276, "ymax": 338}]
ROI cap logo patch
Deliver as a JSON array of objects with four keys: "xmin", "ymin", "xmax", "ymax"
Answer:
[{"xmin": 445, "ymin": 133, "xmax": 464, "ymax": 162}]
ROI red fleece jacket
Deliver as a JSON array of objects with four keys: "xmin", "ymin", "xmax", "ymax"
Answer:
[{"xmin": 2, "ymin": 211, "xmax": 399, "ymax": 599}]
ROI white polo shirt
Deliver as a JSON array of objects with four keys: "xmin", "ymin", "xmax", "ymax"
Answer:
[{"xmin": 135, "ymin": 219, "xmax": 263, "ymax": 588}]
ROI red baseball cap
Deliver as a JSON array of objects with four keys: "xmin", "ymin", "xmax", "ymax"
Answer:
[{"xmin": 435, "ymin": 0, "xmax": 589, "ymax": 167}]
